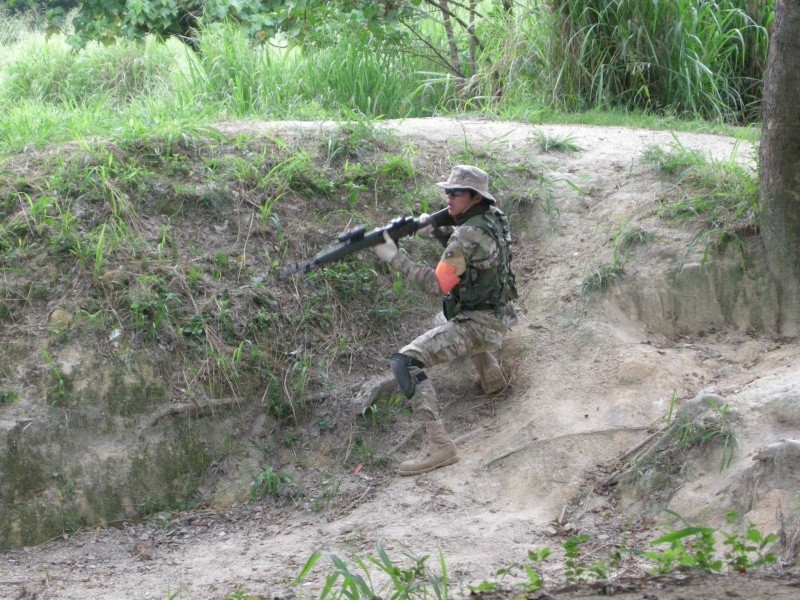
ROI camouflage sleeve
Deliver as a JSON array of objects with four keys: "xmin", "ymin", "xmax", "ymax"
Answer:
[
  {"xmin": 388, "ymin": 251, "xmax": 441, "ymax": 296},
  {"xmin": 386, "ymin": 225, "xmax": 498, "ymax": 297}
]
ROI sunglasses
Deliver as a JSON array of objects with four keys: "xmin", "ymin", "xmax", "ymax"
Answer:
[{"xmin": 444, "ymin": 188, "xmax": 471, "ymax": 197}]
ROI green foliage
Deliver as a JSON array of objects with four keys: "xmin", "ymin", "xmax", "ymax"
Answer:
[
  {"xmin": 251, "ymin": 466, "xmax": 297, "ymax": 501},
  {"xmin": 533, "ymin": 130, "xmax": 582, "ymax": 153},
  {"xmin": 563, "ymin": 534, "xmax": 608, "ymax": 583},
  {"xmin": 548, "ymin": 0, "xmax": 772, "ymax": 123},
  {"xmin": 4, "ymin": 0, "xmax": 75, "ymax": 14},
  {"xmin": 580, "ymin": 259, "xmax": 626, "ymax": 294},
  {"xmin": 671, "ymin": 397, "xmax": 739, "ymax": 471},
  {"xmin": 0, "ymin": 3, "xmax": 776, "ymax": 160},
  {"xmin": 580, "ymin": 222, "xmax": 655, "ymax": 294},
  {"xmin": 301, "ymin": 40, "xmax": 440, "ymax": 117},
  {"xmin": 523, "ymin": 548, "xmax": 552, "ymax": 591},
  {"xmin": 47, "ymin": 0, "xmax": 198, "ymax": 49},
  {"xmin": 224, "ymin": 586, "xmax": 262, "ymax": 600},
  {"xmin": 1, "ymin": 34, "xmax": 174, "ymax": 106},
  {"xmin": 44, "ymin": 0, "xmax": 416, "ymax": 51},
  {"xmin": 646, "ymin": 525, "xmax": 722, "ymax": 573},
  {"xmin": 722, "ymin": 511, "xmax": 779, "ymax": 572},
  {"xmin": 0, "ymin": 388, "xmax": 20, "ymax": 404},
  {"xmin": 646, "ymin": 513, "xmax": 777, "ymax": 575},
  {"xmin": 294, "ymin": 543, "xmax": 449, "ymax": 600},
  {"xmin": 291, "ymin": 516, "xmax": 778, "ymax": 598},
  {"xmin": 644, "ymin": 137, "xmax": 759, "ymax": 263}
]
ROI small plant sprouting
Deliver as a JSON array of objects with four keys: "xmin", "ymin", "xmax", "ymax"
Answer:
[
  {"xmin": 293, "ymin": 543, "xmax": 450, "ymax": 600},
  {"xmin": 41, "ymin": 348, "xmax": 69, "ymax": 406},
  {"xmin": 563, "ymin": 534, "xmax": 607, "ymax": 583},
  {"xmin": 580, "ymin": 222, "xmax": 655, "ymax": 295},
  {"xmin": 289, "ymin": 512, "xmax": 779, "ymax": 598},
  {"xmin": 645, "ymin": 525, "xmax": 721, "ymax": 574},
  {"xmin": 646, "ymin": 511, "xmax": 777, "ymax": 575},
  {"xmin": 0, "ymin": 388, "xmax": 20, "ymax": 404},
  {"xmin": 522, "ymin": 547, "xmax": 551, "ymax": 592},
  {"xmin": 469, "ymin": 546, "xmax": 552, "ymax": 593},
  {"xmin": 666, "ymin": 389, "xmax": 679, "ymax": 424},
  {"xmin": 224, "ymin": 586, "xmax": 261, "ymax": 600},
  {"xmin": 673, "ymin": 396, "xmax": 739, "ymax": 471},
  {"xmin": 722, "ymin": 510, "xmax": 778, "ymax": 572},
  {"xmin": 532, "ymin": 130, "xmax": 582, "ymax": 153},
  {"xmin": 611, "ymin": 223, "xmax": 655, "ymax": 260},
  {"xmin": 580, "ymin": 258, "xmax": 626, "ymax": 294},
  {"xmin": 251, "ymin": 466, "xmax": 296, "ymax": 500},
  {"xmin": 361, "ymin": 393, "xmax": 403, "ymax": 431}
]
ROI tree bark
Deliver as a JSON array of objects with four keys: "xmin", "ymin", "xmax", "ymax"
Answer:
[
  {"xmin": 759, "ymin": 0, "xmax": 800, "ymax": 335},
  {"xmin": 438, "ymin": 0, "xmax": 464, "ymax": 79}
]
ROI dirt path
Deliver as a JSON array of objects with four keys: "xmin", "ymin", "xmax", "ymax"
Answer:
[{"xmin": 2, "ymin": 119, "xmax": 798, "ymax": 599}]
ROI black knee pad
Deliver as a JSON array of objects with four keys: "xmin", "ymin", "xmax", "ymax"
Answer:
[{"xmin": 391, "ymin": 353, "xmax": 428, "ymax": 398}]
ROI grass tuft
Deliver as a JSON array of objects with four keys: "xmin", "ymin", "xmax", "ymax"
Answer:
[{"xmin": 643, "ymin": 137, "xmax": 758, "ymax": 263}]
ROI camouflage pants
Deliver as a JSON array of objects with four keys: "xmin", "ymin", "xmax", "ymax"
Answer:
[{"xmin": 398, "ymin": 315, "xmax": 507, "ymax": 421}]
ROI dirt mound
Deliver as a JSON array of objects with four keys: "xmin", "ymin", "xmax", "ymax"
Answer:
[{"xmin": 1, "ymin": 119, "xmax": 798, "ymax": 599}]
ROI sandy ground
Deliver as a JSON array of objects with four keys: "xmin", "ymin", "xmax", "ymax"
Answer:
[{"xmin": 2, "ymin": 119, "xmax": 799, "ymax": 599}]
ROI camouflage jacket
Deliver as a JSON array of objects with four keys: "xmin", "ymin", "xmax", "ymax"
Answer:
[{"xmin": 388, "ymin": 203, "xmax": 519, "ymax": 330}]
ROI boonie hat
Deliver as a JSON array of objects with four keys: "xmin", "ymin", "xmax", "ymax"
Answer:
[{"xmin": 436, "ymin": 165, "xmax": 496, "ymax": 203}]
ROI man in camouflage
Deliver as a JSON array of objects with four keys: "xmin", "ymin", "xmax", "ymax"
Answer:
[{"xmin": 373, "ymin": 165, "xmax": 518, "ymax": 475}]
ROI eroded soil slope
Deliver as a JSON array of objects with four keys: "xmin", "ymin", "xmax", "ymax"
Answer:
[{"xmin": 2, "ymin": 119, "xmax": 799, "ymax": 599}]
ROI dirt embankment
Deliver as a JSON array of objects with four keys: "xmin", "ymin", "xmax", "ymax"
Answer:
[{"xmin": 1, "ymin": 119, "xmax": 799, "ymax": 599}]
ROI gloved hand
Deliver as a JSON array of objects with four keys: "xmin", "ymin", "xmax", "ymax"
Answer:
[
  {"xmin": 417, "ymin": 213, "xmax": 433, "ymax": 236},
  {"xmin": 373, "ymin": 230, "xmax": 398, "ymax": 262}
]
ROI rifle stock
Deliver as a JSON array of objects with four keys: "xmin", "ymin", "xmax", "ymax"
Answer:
[{"xmin": 280, "ymin": 207, "xmax": 454, "ymax": 277}]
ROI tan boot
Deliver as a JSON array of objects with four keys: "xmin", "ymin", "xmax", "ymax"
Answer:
[
  {"xmin": 471, "ymin": 352, "xmax": 506, "ymax": 394},
  {"xmin": 398, "ymin": 420, "xmax": 459, "ymax": 476}
]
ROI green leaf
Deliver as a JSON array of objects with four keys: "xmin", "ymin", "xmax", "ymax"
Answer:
[
  {"xmin": 292, "ymin": 550, "xmax": 322, "ymax": 585},
  {"xmin": 650, "ymin": 526, "xmax": 710, "ymax": 545},
  {"xmin": 469, "ymin": 581, "xmax": 499, "ymax": 592}
]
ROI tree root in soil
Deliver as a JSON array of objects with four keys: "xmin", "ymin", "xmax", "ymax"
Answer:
[{"xmin": 601, "ymin": 393, "xmax": 731, "ymax": 487}]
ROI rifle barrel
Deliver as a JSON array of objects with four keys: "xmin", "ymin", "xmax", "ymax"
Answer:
[{"xmin": 280, "ymin": 207, "xmax": 453, "ymax": 277}]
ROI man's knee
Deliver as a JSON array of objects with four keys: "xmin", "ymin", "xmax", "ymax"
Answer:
[{"xmin": 391, "ymin": 353, "xmax": 428, "ymax": 398}]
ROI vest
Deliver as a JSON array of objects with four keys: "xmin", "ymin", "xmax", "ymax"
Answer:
[{"xmin": 452, "ymin": 204, "xmax": 518, "ymax": 312}]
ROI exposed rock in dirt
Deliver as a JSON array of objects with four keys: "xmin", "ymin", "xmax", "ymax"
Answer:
[{"xmin": 1, "ymin": 118, "xmax": 798, "ymax": 599}]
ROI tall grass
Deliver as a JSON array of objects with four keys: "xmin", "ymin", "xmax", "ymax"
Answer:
[
  {"xmin": 0, "ymin": 1, "xmax": 777, "ymax": 157},
  {"xmin": 181, "ymin": 24, "xmax": 452, "ymax": 119},
  {"xmin": 298, "ymin": 41, "xmax": 453, "ymax": 117},
  {"xmin": 0, "ymin": 33, "xmax": 175, "ymax": 106},
  {"xmin": 544, "ymin": 0, "xmax": 772, "ymax": 123}
]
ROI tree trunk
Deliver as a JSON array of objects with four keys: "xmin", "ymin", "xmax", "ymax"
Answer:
[
  {"xmin": 438, "ymin": 0, "xmax": 464, "ymax": 79},
  {"xmin": 759, "ymin": 0, "xmax": 800, "ymax": 335}
]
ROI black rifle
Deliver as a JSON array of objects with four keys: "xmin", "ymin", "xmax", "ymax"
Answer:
[{"xmin": 280, "ymin": 207, "xmax": 455, "ymax": 277}]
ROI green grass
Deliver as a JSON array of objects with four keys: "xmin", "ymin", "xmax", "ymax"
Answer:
[
  {"xmin": 580, "ymin": 260, "xmax": 627, "ymax": 294},
  {"xmin": 292, "ymin": 516, "xmax": 778, "ymax": 598},
  {"xmin": 532, "ymin": 130, "xmax": 582, "ymax": 153},
  {"xmin": 643, "ymin": 136, "xmax": 759, "ymax": 263},
  {"xmin": 0, "ymin": 388, "xmax": 20, "ymax": 404},
  {"xmin": 0, "ymin": 3, "xmax": 774, "ymax": 158},
  {"xmin": 543, "ymin": 0, "xmax": 771, "ymax": 124}
]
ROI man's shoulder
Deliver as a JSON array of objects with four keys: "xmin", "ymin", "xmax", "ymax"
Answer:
[{"xmin": 451, "ymin": 222, "xmax": 497, "ymax": 251}]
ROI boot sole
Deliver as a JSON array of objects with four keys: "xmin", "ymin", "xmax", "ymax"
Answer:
[
  {"xmin": 397, "ymin": 455, "xmax": 459, "ymax": 476},
  {"xmin": 480, "ymin": 371, "xmax": 506, "ymax": 395}
]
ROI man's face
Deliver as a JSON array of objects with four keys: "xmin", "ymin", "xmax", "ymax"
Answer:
[{"xmin": 445, "ymin": 188, "xmax": 479, "ymax": 216}]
